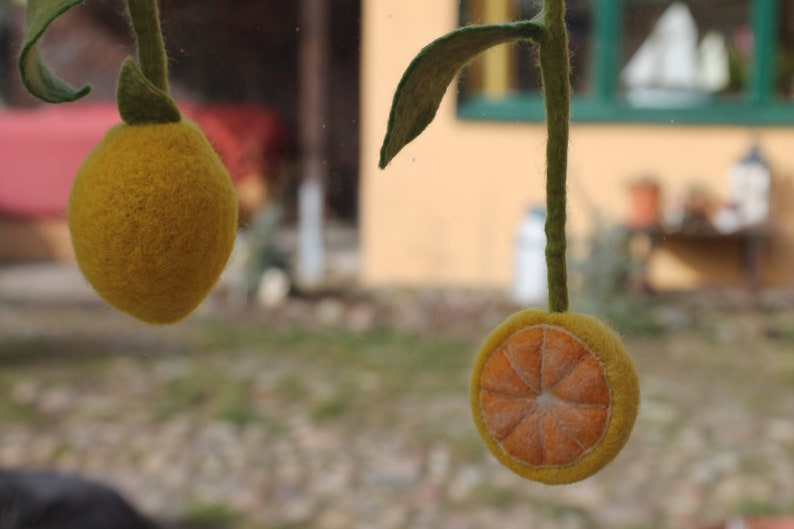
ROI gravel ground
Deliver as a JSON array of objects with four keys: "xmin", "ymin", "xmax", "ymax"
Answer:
[{"xmin": 2, "ymin": 264, "xmax": 794, "ymax": 529}]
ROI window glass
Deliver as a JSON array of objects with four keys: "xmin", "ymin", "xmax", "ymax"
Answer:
[
  {"xmin": 777, "ymin": 0, "xmax": 794, "ymax": 100},
  {"xmin": 513, "ymin": 0, "xmax": 593, "ymax": 96},
  {"xmin": 620, "ymin": 0, "xmax": 751, "ymax": 107},
  {"xmin": 458, "ymin": 0, "xmax": 794, "ymax": 123},
  {"xmin": 458, "ymin": 0, "xmax": 593, "ymax": 100}
]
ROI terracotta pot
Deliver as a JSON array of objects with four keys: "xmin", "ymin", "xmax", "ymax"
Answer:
[{"xmin": 628, "ymin": 181, "xmax": 661, "ymax": 229}]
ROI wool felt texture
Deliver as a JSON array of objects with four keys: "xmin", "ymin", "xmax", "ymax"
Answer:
[
  {"xmin": 68, "ymin": 120, "xmax": 239, "ymax": 324},
  {"xmin": 537, "ymin": 0, "xmax": 571, "ymax": 313},
  {"xmin": 18, "ymin": 0, "xmax": 180, "ymax": 125},
  {"xmin": 117, "ymin": 0, "xmax": 181, "ymax": 125},
  {"xmin": 117, "ymin": 57, "xmax": 182, "ymax": 125},
  {"xmin": 380, "ymin": 0, "xmax": 640, "ymax": 485},
  {"xmin": 18, "ymin": 0, "xmax": 237, "ymax": 324},
  {"xmin": 126, "ymin": 0, "xmax": 169, "ymax": 93},
  {"xmin": 18, "ymin": 0, "xmax": 91, "ymax": 103},
  {"xmin": 378, "ymin": 20, "xmax": 544, "ymax": 168},
  {"xmin": 470, "ymin": 309, "xmax": 640, "ymax": 485},
  {"xmin": 376, "ymin": 4, "xmax": 570, "ymax": 313}
]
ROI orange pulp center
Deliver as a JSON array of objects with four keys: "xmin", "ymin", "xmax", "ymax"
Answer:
[{"xmin": 478, "ymin": 324, "xmax": 611, "ymax": 467}]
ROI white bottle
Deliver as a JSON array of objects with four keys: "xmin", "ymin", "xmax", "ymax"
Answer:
[{"xmin": 512, "ymin": 206, "xmax": 548, "ymax": 305}]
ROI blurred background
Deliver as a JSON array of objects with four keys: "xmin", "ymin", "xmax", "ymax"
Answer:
[{"xmin": 1, "ymin": 0, "xmax": 794, "ymax": 528}]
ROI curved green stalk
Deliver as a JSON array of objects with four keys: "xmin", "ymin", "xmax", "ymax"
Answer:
[
  {"xmin": 539, "ymin": 0, "xmax": 570, "ymax": 313},
  {"xmin": 117, "ymin": 0, "xmax": 181, "ymax": 124},
  {"xmin": 126, "ymin": 0, "xmax": 170, "ymax": 93},
  {"xmin": 378, "ymin": 0, "xmax": 572, "ymax": 313}
]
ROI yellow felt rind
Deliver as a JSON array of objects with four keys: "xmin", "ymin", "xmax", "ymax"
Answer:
[
  {"xmin": 68, "ymin": 120, "xmax": 238, "ymax": 324},
  {"xmin": 470, "ymin": 309, "xmax": 640, "ymax": 485}
]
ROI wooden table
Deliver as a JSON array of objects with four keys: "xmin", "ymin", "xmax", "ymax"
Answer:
[{"xmin": 628, "ymin": 224, "xmax": 770, "ymax": 305}]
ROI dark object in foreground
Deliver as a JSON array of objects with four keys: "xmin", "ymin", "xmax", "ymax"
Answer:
[{"xmin": 0, "ymin": 469, "xmax": 155, "ymax": 529}]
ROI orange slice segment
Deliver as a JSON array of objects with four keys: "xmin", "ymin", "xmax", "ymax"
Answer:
[
  {"xmin": 471, "ymin": 310, "xmax": 639, "ymax": 485},
  {"xmin": 481, "ymin": 325, "xmax": 609, "ymax": 466}
]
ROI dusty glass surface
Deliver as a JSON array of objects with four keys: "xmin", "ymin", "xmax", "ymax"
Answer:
[{"xmin": 2, "ymin": 2, "xmax": 794, "ymax": 529}]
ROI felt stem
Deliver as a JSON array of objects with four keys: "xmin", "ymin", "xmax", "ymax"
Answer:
[
  {"xmin": 126, "ymin": 0, "xmax": 169, "ymax": 92},
  {"xmin": 539, "ymin": 0, "xmax": 570, "ymax": 313},
  {"xmin": 117, "ymin": 0, "xmax": 181, "ymax": 125}
]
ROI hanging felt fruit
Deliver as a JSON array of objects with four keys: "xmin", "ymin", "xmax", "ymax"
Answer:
[
  {"xmin": 379, "ymin": 0, "xmax": 640, "ymax": 484},
  {"xmin": 18, "ymin": 0, "xmax": 239, "ymax": 324}
]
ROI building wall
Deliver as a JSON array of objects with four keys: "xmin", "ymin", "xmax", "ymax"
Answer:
[{"xmin": 360, "ymin": 0, "xmax": 794, "ymax": 290}]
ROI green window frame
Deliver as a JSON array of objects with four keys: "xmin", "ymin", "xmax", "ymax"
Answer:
[{"xmin": 457, "ymin": 0, "xmax": 794, "ymax": 125}]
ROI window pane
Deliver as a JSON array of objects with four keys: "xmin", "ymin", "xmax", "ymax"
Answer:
[
  {"xmin": 513, "ymin": 0, "xmax": 593, "ymax": 96},
  {"xmin": 620, "ymin": 0, "xmax": 750, "ymax": 107},
  {"xmin": 459, "ymin": 0, "xmax": 593, "ymax": 100},
  {"xmin": 778, "ymin": 0, "xmax": 794, "ymax": 100}
]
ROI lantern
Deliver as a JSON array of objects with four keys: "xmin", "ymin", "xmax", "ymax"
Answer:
[{"xmin": 728, "ymin": 143, "xmax": 771, "ymax": 228}]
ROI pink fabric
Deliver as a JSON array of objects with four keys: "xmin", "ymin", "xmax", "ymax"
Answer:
[
  {"xmin": 0, "ymin": 102, "xmax": 291, "ymax": 219},
  {"xmin": 0, "ymin": 103, "xmax": 118, "ymax": 218},
  {"xmin": 189, "ymin": 103, "xmax": 292, "ymax": 182}
]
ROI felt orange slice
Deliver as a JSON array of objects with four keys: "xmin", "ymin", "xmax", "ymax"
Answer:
[{"xmin": 471, "ymin": 309, "xmax": 639, "ymax": 484}]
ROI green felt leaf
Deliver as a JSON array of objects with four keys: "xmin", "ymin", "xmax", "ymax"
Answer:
[
  {"xmin": 117, "ymin": 57, "xmax": 181, "ymax": 125},
  {"xmin": 18, "ymin": 0, "xmax": 91, "ymax": 103},
  {"xmin": 379, "ymin": 21, "xmax": 544, "ymax": 168}
]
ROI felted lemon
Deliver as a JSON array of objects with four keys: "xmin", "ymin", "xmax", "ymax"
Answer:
[
  {"xmin": 470, "ymin": 309, "xmax": 639, "ymax": 485},
  {"xmin": 68, "ymin": 120, "xmax": 238, "ymax": 324},
  {"xmin": 17, "ymin": 0, "xmax": 241, "ymax": 324}
]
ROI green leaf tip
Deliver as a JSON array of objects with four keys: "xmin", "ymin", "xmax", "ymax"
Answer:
[
  {"xmin": 378, "ymin": 21, "xmax": 544, "ymax": 169},
  {"xmin": 118, "ymin": 0, "xmax": 180, "ymax": 125},
  {"xmin": 117, "ymin": 57, "xmax": 181, "ymax": 125},
  {"xmin": 18, "ymin": 0, "xmax": 92, "ymax": 103},
  {"xmin": 18, "ymin": 0, "xmax": 180, "ymax": 125}
]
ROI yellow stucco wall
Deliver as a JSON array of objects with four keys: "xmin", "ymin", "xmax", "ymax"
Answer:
[{"xmin": 360, "ymin": 0, "xmax": 794, "ymax": 290}]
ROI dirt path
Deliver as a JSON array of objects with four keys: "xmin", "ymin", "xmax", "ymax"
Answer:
[{"xmin": 1, "ymin": 285, "xmax": 794, "ymax": 529}]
